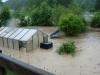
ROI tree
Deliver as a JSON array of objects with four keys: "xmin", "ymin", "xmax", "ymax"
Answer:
[
  {"xmin": 0, "ymin": 0, "xmax": 3, "ymax": 5},
  {"xmin": 57, "ymin": 0, "xmax": 73, "ymax": 7},
  {"xmin": 28, "ymin": 0, "xmax": 44, "ymax": 7},
  {"xmin": 51, "ymin": 5, "xmax": 68, "ymax": 25},
  {"xmin": 80, "ymin": 1, "xmax": 87, "ymax": 11},
  {"xmin": 67, "ymin": 1, "xmax": 82, "ymax": 15},
  {"xmin": 4, "ymin": 0, "xmax": 28, "ymax": 9},
  {"xmin": 76, "ymin": 0, "xmax": 95, "ymax": 11},
  {"xmin": 46, "ymin": 0, "xmax": 57, "ymax": 7},
  {"xmin": 95, "ymin": 0, "xmax": 100, "ymax": 11},
  {"xmin": 91, "ymin": 12, "xmax": 100, "ymax": 27},
  {"xmin": 0, "ymin": 0, "xmax": 2, "ymax": 4},
  {"xmin": 0, "ymin": 5, "xmax": 10, "ymax": 26},
  {"xmin": 30, "ymin": 2, "xmax": 52, "ymax": 26},
  {"xmin": 12, "ymin": 1, "xmax": 21, "ymax": 18}
]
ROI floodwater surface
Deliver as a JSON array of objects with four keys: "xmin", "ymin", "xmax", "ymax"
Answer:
[{"xmin": 1, "ymin": 27, "xmax": 100, "ymax": 75}]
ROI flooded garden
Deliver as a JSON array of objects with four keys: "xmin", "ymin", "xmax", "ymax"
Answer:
[
  {"xmin": 1, "ymin": 0, "xmax": 100, "ymax": 75},
  {"xmin": 0, "ymin": 26, "xmax": 100, "ymax": 75}
]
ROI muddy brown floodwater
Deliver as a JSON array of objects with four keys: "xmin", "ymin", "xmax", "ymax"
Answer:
[{"xmin": 1, "ymin": 26, "xmax": 100, "ymax": 75}]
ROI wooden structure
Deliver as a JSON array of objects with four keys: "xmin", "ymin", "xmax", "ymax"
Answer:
[{"xmin": 0, "ymin": 50, "xmax": 54, "ymax": 75}]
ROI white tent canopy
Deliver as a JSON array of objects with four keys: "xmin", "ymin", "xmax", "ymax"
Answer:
[{"xmin": 0, "ymin": 27, "xmax": 48, "ymax": 52}]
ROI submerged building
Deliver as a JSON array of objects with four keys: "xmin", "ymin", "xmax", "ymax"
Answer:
[{"xmin": 0, "ymin": 27, "xmax": 48, "ymax": 52}]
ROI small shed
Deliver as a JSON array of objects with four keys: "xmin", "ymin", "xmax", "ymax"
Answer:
[{"xmin": 0, "ymin": 27, "xmax": 48, "ymax": 52}]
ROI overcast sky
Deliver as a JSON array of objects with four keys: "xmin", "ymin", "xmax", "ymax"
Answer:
[{"xmin": 2, "ymin": 0, "xmax": 8, "ymax": 2}]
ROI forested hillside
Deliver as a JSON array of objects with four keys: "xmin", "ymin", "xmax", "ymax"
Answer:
[
  {"xmin": 4, "ymin": 0, "xmax": 95, "ymax": 11},
  {"xmin": 4, "ymin": 0, "xmax": 28, "ymax": 8},
  {"xmin": 76, "ymin": 0, "xmax": 96, "ymax": 11}
]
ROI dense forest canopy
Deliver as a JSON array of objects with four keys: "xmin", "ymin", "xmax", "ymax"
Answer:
[
  {"xmin": 94, "ymin": 0, "xmax": 100, "ymax": 11},
  {"xmin": 76, "ymin": 0, "xmax": 96, "ymax": 11},
  {"xmin": 4, "ymin": 0, "xmax": 28, "ymax": 8},
  {"xmin": 0, "ymin": 0, "xmax": 100, "ymax": 29},
  {"xmin": 4, "ymin": 0, "xmax": 95, "ymax": 11}
]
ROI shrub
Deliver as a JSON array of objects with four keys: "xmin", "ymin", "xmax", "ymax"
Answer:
[
  {"xmin": 58, "ymin": 13, "xmax": 85, "ymax": 36},
  {"xmin": 0, "ymin": 5, "xmax": 10, "ymax": 26},
  {"xmin": 56, "ymin": 40, "xmax": 76, "ymax": 56},
  {"xmin": 30, "ymin": 2, "xmax": 52, "ymax": 26},
  {"xmin": 19, "ymin": 41, "xmax": 25, "ymax": 48},
  {"xmin": 19, "ymin": 13, "xmax": 31, "ymax": 27},
  {"xmin": 91, "ymin": 12, "xmax": 100, "ymax": 27}
]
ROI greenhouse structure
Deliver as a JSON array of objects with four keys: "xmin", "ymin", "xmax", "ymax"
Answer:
[{"xmin": 0, "ymin": 27, "xmax": 48, "ymax": 52}]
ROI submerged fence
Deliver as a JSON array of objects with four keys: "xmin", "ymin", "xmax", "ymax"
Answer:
[{"xmin": 0, "ymin": 50, "xmax": 54, "ymax": 75}]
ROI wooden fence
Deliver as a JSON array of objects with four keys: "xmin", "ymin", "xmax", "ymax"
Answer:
[{"xmin": 0, "ymin": 50, "xmax": 54, "ymax": 75}]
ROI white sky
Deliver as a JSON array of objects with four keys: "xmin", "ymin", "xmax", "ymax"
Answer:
[{"xmin": 2, "ymin": 0, "xmax": 8, "ymax": 2}]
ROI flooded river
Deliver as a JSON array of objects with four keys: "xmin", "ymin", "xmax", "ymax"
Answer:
[{"xmin": 1, "ymin": 26, "xmax": 100, "ymax": 75}]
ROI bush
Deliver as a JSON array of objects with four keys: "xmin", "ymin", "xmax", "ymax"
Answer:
[
  {"xmin": 19, "ymin": 13, "xmax": 31, "ymax": 27},
  {"xmin": 19, "ymin": 41, "xmax": 25, "ymax": 48},
  {"xmin": 0, "ymin": 5, "xmax": 10, "ymax": 26},
  {"xmin": 91, "ymin": 12, "xmax": 100, "ymax": 27},
  {"xmin": 58, "ymin": 13, "xmax": 85, "ymax": 36},
  {"xmin": 56, "ymin": 40, "xmax": 76, "ymax": 56},
  {"xmin": 51, "ymin": 2, "xmax": 82, "ymax": 26},
  {"xmin": 30, "ymin": 2, "xmax": 52, "ymax": 26}
]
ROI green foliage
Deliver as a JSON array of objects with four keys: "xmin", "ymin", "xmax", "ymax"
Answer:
[
  {"xmin": 91, "ymin": 12, "xmax": 100, "ymax": 27},
  {"xmin": 5, "ymin": 69, "xmax": 16, "ymax": 75},
  {"xmin": 19, "ymin": 41, "xmax": 25, "ymax": 48},
  {"xmin": 19, "ymin": 12, "xmax": 31, "ymax": 27},
  {"xmin": 58, "ymin": 13, "xmax": 85, "ymax": 36},
  {"xmin": 51, "ymin": 1, "xmax": 82, "ymax": 26},
  {"xmin": 80, "ymin": 1, "xmax": 87, "ymax": 11},
  {"xmin": 0, "ymin": 5, "xmax": 10, "ymax": 26},
  {"xmin": 30, "ymin": 2, "xmax": 52, "ymax": 26},
  {"xmin": 57, "ymin": 0, "xmax": 73, "ymax": 7},
  {"xmin": 76, "ymin": 0, "xmax": 95, "ymax": 11},
  {"xmin": 46, "ymin": 0, "xmax": 57, "ymax": 7},
  {"xmin": 51, "ymin": 5, "xmax": 68, "ymax": 26},
  {"xmin": 0, "ymin": 0, "xmax": 2, "ymax": 4},
  {"xmin": 4, "ymin": 0, "xmax": 28, "ymax": 9},
  {"xmin": 67, "ymin": 1, "xmax": 82, "ymax": 15},
  {"xmin": 28, "ymin": 0, "xmax": 73, "ymax": 7},
  {"xmin": 95, "ymin": 0, "xmax": 100, "ymax": 11},
  {"xmin": 56, "ymin": 40, "xmax": 76, "ymax": 56},
  {"xmin": 28, "ymin": 0, "xmax": 44, "ymax": 7},
  {"xmin": 30, "ymin": 8, "xmax": 40, "ymax": 25}
]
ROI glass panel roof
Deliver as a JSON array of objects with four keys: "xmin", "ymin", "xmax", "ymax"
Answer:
[
  {"xmin": 20, "ymin": 29, "xmax": 37, "ymax": 41},
  {"xmin": 5, "ymin": 27, "xmax": 12, "ymax": 33},
  {"xmin": 14, "ymin": 29, "xmax": 29, "ymax": 40},
  {"xmin": 0, "ymin": 27, "xmax": 8, "ymax": 35},
  {"xmin": 0, "ymin": 27, "xmax": 4, "ymax": 31},
  {"xmin": 9, "ymin": 28, "xmax": 24, "ymax": 39},
  {"xmin": 4, "ymin": 28, "xmax": 18, "ymax": 38},
  {"xmin": 0, "ymin": 32, "xmax": 7, "ymax": 37},
  {"xmin": 0, "ymin": 27, "xmax": 13, "ymax": 37},
  {"xmin": 0, "ymin": 27, "xmax": 47, "ymax": 42}
]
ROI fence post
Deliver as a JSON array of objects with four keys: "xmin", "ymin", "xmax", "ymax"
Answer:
[
  {"xmin": 0, "ymin": 50, "xmax": 6, "ymax": 75},
  {"xmin": 0, "ymin": 50, "xmax": 2, "ymax": 53}
]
